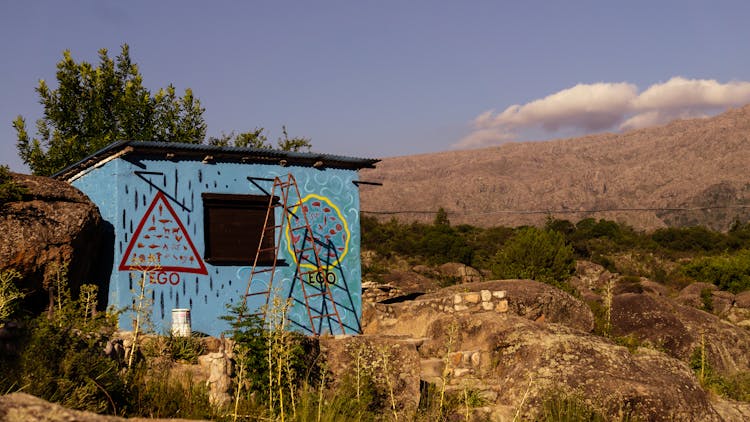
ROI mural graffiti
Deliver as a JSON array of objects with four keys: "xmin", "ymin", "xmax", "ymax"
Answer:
[
  {"xmin": 284, "ymin": 194, "xmax": 350, "ymax": 271},
  {"xmin": 119, "ymin": 191, "xmax": 207, "ymax": 275}
]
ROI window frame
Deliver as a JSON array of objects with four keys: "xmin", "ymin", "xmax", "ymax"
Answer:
[{"xmin": 202, "ymin": 192, "xmax": 280, "ymax": 266}]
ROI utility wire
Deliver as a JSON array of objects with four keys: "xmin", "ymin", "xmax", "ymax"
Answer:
[{"xmin": 361, "ymin": 204, "xmax": 750, "ymax": 216}]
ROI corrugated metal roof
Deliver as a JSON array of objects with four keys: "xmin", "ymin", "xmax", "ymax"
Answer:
[{"xmin": 53, "ymin": 140, "xmax": 380, "ymax": 180}]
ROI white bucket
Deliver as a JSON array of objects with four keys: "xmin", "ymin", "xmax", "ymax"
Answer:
[{"xmin": 171, "ymin": 308, "xmax": 191, "ymax": 337}]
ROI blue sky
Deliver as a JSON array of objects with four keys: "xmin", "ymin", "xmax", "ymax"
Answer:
[{"xmin": 2, "ymin": 1, "xmax": 750, "ymax": 172}]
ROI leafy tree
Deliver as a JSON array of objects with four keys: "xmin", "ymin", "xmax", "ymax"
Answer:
[
  {"xmin": 276, "ymin": 125, "xmax": 312, "ymax": 152},
  {"xmin": 434, "ymin": 207, "xmax": 450, "ymax": 226},
  {"xmin": 207, "ymin": 127, "xmax": 268, "ymax": 148},
  {"xmin": 14, "ymin": 44, "xmax": 206, "ymax": 176},
  {"xmin": 652, "ymin": 226, "xmax": 727, "ymax": 253},
  {"xmin": 491, "ymin": 227, "xmax": 575, "ymax": 287},
  {"xmin": 208, "ymin": 125, "xmax": 312, "ymax": 151}
]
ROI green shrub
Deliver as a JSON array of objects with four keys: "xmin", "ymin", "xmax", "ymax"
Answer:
[
  {"xmin": 682, "ymin": 250, "xmax": 750, "ymax": 293},
  {"xmin": 536, "ymin": 390, "xmax": 639, "ymax": 421},
  {"xmin": 361, "ymin": 216, "xmax": 484, "ymax": 267},
  {"xmin": 491, "ymin": 227, "xmax": 575, "ymax": 289},
  {"xmin": 690, "ymin": 342, "xmax": 750, "ymax": 401},
  {"xmin": 651, "ymin": 226, "xmax": 727, "ymax": 254},
  {"xmin": 223, "ymin": 301, "xmax": 321, "ymax": 419},
  {"xmin": 164, "ymin": 333, "xmax": 205, "ymax": 364},
  {"xmin": 700, "ymin": 288, "xmax": 714, "ymax": 312},
  {"xmin": 126, "ymin": 365, "xmax": 217, "ymax": 419},
  {"xmin": 0, "ymin": 269, "xmax": 24, "ymax": 322},
  {"xmin": 0, "ymin": 165, "xmax": 26, "ymax": 206},
  {"xmin": 538, "ymin": 392, "xmax": 608, "ymax": 422},
  {"xmin": 16, "ymin": 277, "xmax": 125, "ymax": 414}
]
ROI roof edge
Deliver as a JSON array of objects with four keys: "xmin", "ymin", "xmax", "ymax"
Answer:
[{"xmin": 53, "ymin": 140, "xmax": 379, "ymax": 180}]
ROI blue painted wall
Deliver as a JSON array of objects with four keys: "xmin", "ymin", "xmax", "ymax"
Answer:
[{"xmin": 72, "ymin": 156, "xmax": 363, "ymax": 336}]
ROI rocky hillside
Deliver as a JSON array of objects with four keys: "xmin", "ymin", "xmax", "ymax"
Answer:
[
  {"xmin": 360, "ymin": 105, "xmax": 750, "ymax": 230},
  {"xmin": 360, "ymin": 263, "xmax": 750, "ymax": 420}
]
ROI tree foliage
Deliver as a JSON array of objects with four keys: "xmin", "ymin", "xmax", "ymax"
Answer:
[
  {"xmin": 209, "ymin": 125, "xmax": 312, "ymax": 152},
  {"xmin": 434, "ymin": 207, "xmax": 450, "ymax": 226},
  {"xmin": 683, "ymin": 250, "xmax": 750, "ymax": 293},
  {"xmin": 14, "ymin": 44, "xmax": 206, "ymax": 176},
  {"xmin": 490, "ymin": 227, "xmax": 575, "ymax": 286}
]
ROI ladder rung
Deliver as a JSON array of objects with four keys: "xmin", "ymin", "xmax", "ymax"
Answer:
[
  {"xmin": 245, "ymin": 291, "xmax": 270, "ymax": 297},
  {"xmin": 305, "ymin": 292, "xmax": 332, "ymax": 299},
  {"xmin": 310, "ymin": 314, "xmax": 339, "ymax": 319},
  {"xmin": 251, "ymin": 268, "xmax": 274, "ymax": 274}
]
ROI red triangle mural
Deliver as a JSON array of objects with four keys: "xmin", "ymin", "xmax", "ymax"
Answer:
[{"xmin": 119, "ymin": 191, "xmax": 208, "ymax": 275}]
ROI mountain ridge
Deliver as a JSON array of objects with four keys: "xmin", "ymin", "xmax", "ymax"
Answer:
[{"xmin": 359, "ymin": 105, "xmax": 750, "ymax": 230}]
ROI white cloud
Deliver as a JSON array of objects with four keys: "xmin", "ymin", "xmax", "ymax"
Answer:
[
  {"xmin": 634, "ymin": 77, "xmax": 750, "ymax": 111},
  {"xmin": 455, "ymin": 77, "xmax": 750, "ymax": 149}
]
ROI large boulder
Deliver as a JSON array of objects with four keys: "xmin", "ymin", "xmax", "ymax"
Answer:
[
  {"xmin": 363, "ymin": 279, "xmax": 594, "ymax": 337},
  {"xmin": 0, "ymin": 392, "xmax": 200, "ymax": 421},
  {"xmin": 611, "ymin": 290, "xmax": 750, "ymax": 376},
  {"xmin": 442, "ymin": 279, "xmax": 595, "ymax": 332},
  {"xmin": 418, "ymin": 312, "xmax": 721, "ymax": 421},
  {"xmin": 0, "ymin": 173, "xmax": 109, "ymax": 312}
]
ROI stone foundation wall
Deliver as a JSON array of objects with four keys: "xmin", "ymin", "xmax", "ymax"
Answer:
[{"xmin": 373, "ymin": 289, "xmax": 509, "ymax": 321}]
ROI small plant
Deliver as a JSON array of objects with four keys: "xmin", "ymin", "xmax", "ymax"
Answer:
[
  {"xmin": 700, "ymin": 288, "xmax": 714, "ymax": 312},
  {"xmin": 223, "ymin": 295, "xmax": 318, "ymax": 421},
  {"xmin": 612, "ymin": 334, "xmax": 643, "ymax": 353},
  {"xmin": 0, "ymin": 269, "xmax": 24, "ymax": 322},
  {"xmin": 686, "ymin": 335, "xmax": 750, "ymax": 401},
  {"xmin": 165, "ymin": 333, "xmax": 205, "ymax": 364},
  {"xmin": 126, "ymin": 364, "xmax": 218, "ymax": 419},
  {"xmin": 0, "ymin": 165, "xmax": 26, "ymax": 206},
  {"xmin": 127, "ymin": 254, "xmax": 160, "ymax": 371},
  {"xmin": 602, "ymin": 278, "xmax": 614, "ymax": 337},
  {"xmin": 538, "ymin": 392, "xmax": 608, "ymax": 422},
  {"xmin": 374, "ymin": 344, "xmax": 399, "ymax": 420},
  {"xmin": 439, "ymin": 321, "xmax": 459, "ymax": 417}
]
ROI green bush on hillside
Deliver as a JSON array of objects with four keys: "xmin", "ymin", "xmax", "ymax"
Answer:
[
  {"xmin": 362, "ymin": 214, "xmax": 750, "ymax": 293},
  {"xmin": 652, "ymin": 226, "xmax": 728, "ymax": 254},
  {"xmin": 682, "ymin": 250, "xmax": 750, "ymax": 293},
  {"xmin": 490, "ymin": 227, "xmax": 575, "ymax": 289},
  {"xmin": 13, "ymin": 269, "xmax": 125, "ymax": 414},
  {"xmin": 0, "ymin": 165, "xmax": 26, "ymax": 206},
  {"xmin": 360, "ymin": 215, "xmax": 475, "ymax": 266}
]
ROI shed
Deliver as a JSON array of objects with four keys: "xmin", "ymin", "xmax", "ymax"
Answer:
[{"xmin": 54, "ymin": 140, "xmax": 379, "ymax": 336}]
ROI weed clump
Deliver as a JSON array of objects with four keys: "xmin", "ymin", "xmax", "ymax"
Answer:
[{"xmin": 0, "ymin": 165, "xmax": 26, "ymax": 206}]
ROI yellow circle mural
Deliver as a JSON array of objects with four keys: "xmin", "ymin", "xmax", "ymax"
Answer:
[{"xmin": 284, "ymin": 194, "xmax": 350, "ymax": 270}]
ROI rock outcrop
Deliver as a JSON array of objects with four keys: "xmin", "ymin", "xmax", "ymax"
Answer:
[
  {"xmin": 0, "ymin": 392, "xmax": 201, "ymax": 422},
  {"xmin": 571, "ymin": 261, "xmax": 750, "ymax": 377},
  {"xmin": 360, "ymin": 278, "xmax": 750, "ymax": 420},
  {"xmin": 0, "ymin": 173, "xmax": 108, "ymax": 312}
]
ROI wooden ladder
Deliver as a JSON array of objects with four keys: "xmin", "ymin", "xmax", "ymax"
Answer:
[{"xmin": 240, "ymin": 174, "xmax": 345, "ymax": 335}]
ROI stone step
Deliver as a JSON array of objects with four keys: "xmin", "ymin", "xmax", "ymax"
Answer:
[
  {"xmin": 420, "ymin": 358, "xmax": 446, "ymax": 378},
  {"xmin": 394, "ymin": 336, "xmax": 431, "ymax": 348}
]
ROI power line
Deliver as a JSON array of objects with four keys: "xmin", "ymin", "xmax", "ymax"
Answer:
[{"xmin": 361, "ymin": 204, "xmax": 750, "ymax": 216}]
